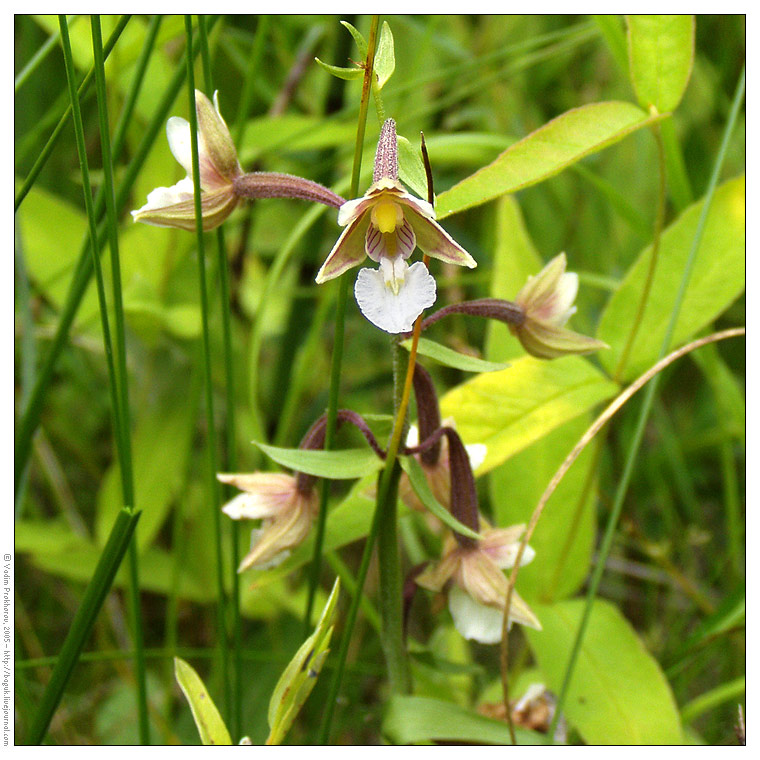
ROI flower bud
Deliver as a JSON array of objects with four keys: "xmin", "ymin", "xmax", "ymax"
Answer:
[{"xmin": 510, "ymin": 253, "xmax": 608, "ymax": 359}]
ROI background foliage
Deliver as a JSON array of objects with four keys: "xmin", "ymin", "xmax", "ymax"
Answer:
[{"xmin": 14, "ymin": 14, "xmax": 744, "ymax": 745}]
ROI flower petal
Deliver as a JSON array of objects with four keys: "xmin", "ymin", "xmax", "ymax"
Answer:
[
  {"xmin": 221, "ymin": 493, "xmax": 282, "ymax": 521},
  {"xmin": 404, "ymin": 209, "xmax": 477, "ymax": 268},
  {"xmin": 166, "ymin": 116, "xmax": 194, "ymax": 177},
  {"xmin": 448, "ymin": 586, "xmax": 505, "ymax": 644},
  {"xmin": 315, "ymin": 212, "xmax": 371, "ymax": 283},
  {"xmin": 131, "ymin": 187, "xmax": 237, "ymax": 231},
  {"xmin": 131, "ymin": 178, "xmax": 195, "ymax": 219},
  {"xmin": 337, "ymin": 195, "xmax": 374, "ymax": 227},
  {"xmin": 354, "ymin": 261, "xmax": 436, "ymax": 333},
  {"xmin": 365, "ymin": 217, "xmax": 416, "ymax": 262}
]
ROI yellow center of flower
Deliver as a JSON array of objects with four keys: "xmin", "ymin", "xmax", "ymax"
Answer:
[{"xmin": 373, "ymin": 198, "xmax": 400, "ymax": 234}]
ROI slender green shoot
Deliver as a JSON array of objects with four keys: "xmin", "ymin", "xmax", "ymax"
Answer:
[
  {"xmin": 196, "ymin": 13, "xmax": 242, "ymax": 738},
  {"xmin": 184, "ymin": 12, "xmax": 230, "ymax": 721},
  {"xmin": 15, "ymin": 15, "xmax": 132, "ymax": 212},
  {"xmin": 90, "ymin": 15, "xmax": 151, "ymax": 744},
  {"xmin": 26, "ymin": 508, "xmax": 142, "ymax": 744}
]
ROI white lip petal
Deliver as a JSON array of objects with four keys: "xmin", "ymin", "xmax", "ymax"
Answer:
[
  {"xmin": 354, "ymin": 261, "xmax": 436, "ymax": 334},
  {"xmin": 166, "ymin": 116, "xmax": 194, "ymax": 176},
  {"xmin": 221, "ymin": 492, "xmax": 282, "ymax": 521},
  {"xmin": 131, "ymin": 178, "xmax": 195, "ymax": 218},
  {"xmin": 448, "ymin": 586, "xmax": 504, "ymax": 644},
  {"xmin": 465, "ymin": 443, "xmax": 487, "ymax": 471}
]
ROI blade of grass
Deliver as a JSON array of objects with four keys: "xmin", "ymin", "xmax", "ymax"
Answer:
[
  {"xmin": 90, "ymin": 15, "xmax": 150, "ymax": 744},
  {"xmin": 25, "ymin": 507, "xmax": 142, "ymax": 744},
  {"xmin": 548, "ymin": 65, "xmax": 745, "ymax": 743},
  {"xmin": 184, "ymin": 12, "xmax": 229, "ymax": 724},
  {"xmin": 196, "ymin": 13, "xmax": 241, "ymax": 738},
  {"xmin": 15, "ymin": 14, "xmax": 131, "ymax": 212},
  {"xmin": 14, "ymin": 15, "xmax": 78, "ymax": 92}
]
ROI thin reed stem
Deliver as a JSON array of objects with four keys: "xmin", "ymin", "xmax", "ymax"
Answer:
[
  {"xmin": 196, "ymin": 14, "xmax": 242, "ymax": 736},
  {"xmin": 184, "ymin": 13, "xmax": 230, "ymax": 721},
  {"xmin": 90, "ymin": 15, "xmax": 150, "ymax": 743},
  {"xmin": 15, "ymin": 15, "xmax": 131, "ymax": 212}
]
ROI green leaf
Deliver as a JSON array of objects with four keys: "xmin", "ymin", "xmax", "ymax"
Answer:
[
  {"xmin": 525, "ymin": 599, "xmax": 682, "ymax": 744},
  {"xmin": 314, "ymin": 57, "xmax": 363, "ymax": 81},
  {"xmin": 439, "ymin": 356, "xmax": 618, "ymax": 474},
  {"xmin": 401, "ymin": 337, "xmax": 509, "ymax": 373},
  {"xmin": 253, "ymin": 441, "xmax": 384, "ymax": 479},
  {"xmin": 627, "ymin": 15, "xmax": 695, "ymax": 113},
  {"xmin": 267, "ymin": 579, "xmax": 340, "ymax": 745},
  {"xmin": 375, "ymin": 21, "xmax": 395, "ymax": 89},
  {"xmin": 597, "ymin": 176, "xmax": 745, "ymax": 381},
  {"xmin": 96, "ymin": 385, "xmax": 195, "ymax": 550},
  {"xmin": 399, "ymin": 456, "xmax": 481, "ymax": 541},
  {"xmin": 435, "ymin": 101, "xmax": 662, "ymax": 218},
  {"xmin": 174, "ymin": 657, "xmax": 232, "ymax": 746},
  {"xmin": 15, "ymin": 181, "xmax": 98, "ymax": 327},
  {"xmin": 340, "ymin": 20, "xmax": 367, "ymax": 59},
  {"xmin": 484, "ymin": 195, "xmax": 543, "ymax": 363},
  {"xmin": 592, "ymin": 15, "xmax": 629, "ymax": 76},
  {"xmin": 489, "ymin": 415, "xmax": 596, "ymax": 603},
  {"xmin": 383, "ymin": 695, "xmax": 544, "ymax": 745},
  {"xmin": 397, "ymin": 135, "xmax": 428, "ymax": 199}
]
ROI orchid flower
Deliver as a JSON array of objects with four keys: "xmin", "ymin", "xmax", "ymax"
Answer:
[
  {"xmin": 316, "ymin": 119, "xmax": 476, "ymax": 333},
  {"xmin": 132, "ymin": 90, "xmax": 344, "ymax": 231},
  {"xmin": 132, "ymin": 90, "xmax": 241, "ymax": 231},
  {"xmin": 510, "ymin": 253, "xmax": 608, "ymax": 359},
  {"xmin": 416, "ymin": 524, "xmax": 541, "ymax": 644},
  {"xmin": 218, "ymin": 472, "xmax": 317, "ymax": 571}
]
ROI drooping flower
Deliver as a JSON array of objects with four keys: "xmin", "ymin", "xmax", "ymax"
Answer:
[
  {"xmin": 416, "ymin": 524, "xmax": 541, "ymax": 644},
  {"xmin": 510, "ymin": 253, "xmax": 608, "ymax": 359},
  {"xmin": 132, "ymin": 90, "xmax": 242, "ymax": 231},
  {"xmin": 316, "ymin": 119, "xmax": 476, "ymax": 333},
  {"xmin": 218, "ymin": 472, "xmax": 317, "ymax": 571}
]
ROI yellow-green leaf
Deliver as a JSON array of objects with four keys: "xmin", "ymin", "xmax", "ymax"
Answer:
[
  {"xmin": 598, "ymin": 175, "xmax": 745, "ymax": 381},
  {"xmin": 440, "ymin": 356, "xmax": 618, "ymax": 474},
  {"xmin": 174, "ymin": 657, "xmax": 232, "ymax": 746},
  {"xmin": 525, "ymin": 599, "xmax": 683, "ymax": 744},
  {"xmin": 489, "ymin": 415, "xmax": 596, "ymax": 603},
  {"xmin": 628, "ymin": 15, "xmax": 695, "ymax": 113},
  {"xmin": 435, "ymin": 101, "xmax": 662, "ymax": 218},
  {"xmin": 266, "ymin": 579, "xmax": 340, "ymax": 744}
]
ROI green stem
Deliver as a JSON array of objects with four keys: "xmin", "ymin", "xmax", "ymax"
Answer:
[
  {"xmin": 303, "ymin": 15, "xmax": 380, "ymax": 633},
  {"xmin": 184, "ymin": 12, "xmax": 229, "ymax": 720},
  {"xmin": 90, "ymin": 15, "xmax": 150, "ymax": 744},
  {"xmin": 26, "ymin": 508, "xmax": 141, "ymax": 744},
  {"xmin": 15, "ymin": 15, "xmax": 131, "ymax": 212},
  {"xmin": 196, "ymin": 14, "xmax": 242, "ymax": 737},
  {"xmin": 548, "ymin": 65, "xmax": 745, "ymax": 743}
]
